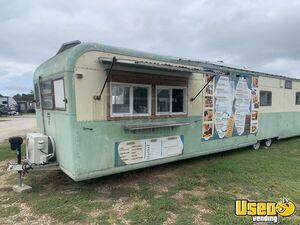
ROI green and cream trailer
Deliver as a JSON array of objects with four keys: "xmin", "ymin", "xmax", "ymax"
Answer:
[{"xmin": 27, "ymin": 41, "xmax": 300, "ymax": 181}]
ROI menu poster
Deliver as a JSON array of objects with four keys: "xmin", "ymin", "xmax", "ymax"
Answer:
[
  {"xmin": 202, "ymin": 74, "xmax": 259, "ymax": 141},
  {"xmin": 234, "ymin": 78, "xmax": 252, "ymax": 135},
  {"xmin": 115, "ymin": 136, "xmax": 184, "ymax": 166},
  {"xmin": 202, "ymin": 74, "xmax": 215, "ymax": 140},
  {"xmin": 214, "ymin": 76, "xmax": 234, "ymax": 138},
  {"xmin": 250, "ymin": 77, "xmax": 259, "ymax": 133}
]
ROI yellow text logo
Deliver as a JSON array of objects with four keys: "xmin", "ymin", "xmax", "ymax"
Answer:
[{"xmin": 235, "ymin": 197, "xmax": 296, "ymax": 223}]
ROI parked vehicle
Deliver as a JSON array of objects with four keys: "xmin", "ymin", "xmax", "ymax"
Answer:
[
  {"xmin": 0, "ymin": 96, "xmax": 18, "ymax": 115},
  {"xmin": 8, "ymin": 110, "xmax": 18, "ymax": 116}
]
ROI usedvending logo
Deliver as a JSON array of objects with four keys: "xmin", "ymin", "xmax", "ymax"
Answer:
[{"xmin": 235, "ymin": 197, "xmax": 296, "ymax": 223}]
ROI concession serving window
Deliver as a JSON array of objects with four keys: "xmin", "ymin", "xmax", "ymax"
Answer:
[{"xmin": 98, "ymin": 57, "xmax": 195, "ymax": 120}]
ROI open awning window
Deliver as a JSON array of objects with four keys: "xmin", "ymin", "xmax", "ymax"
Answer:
[{"xmin": 98, "ymin": 57, "xmax": 200, "ymax": 75}]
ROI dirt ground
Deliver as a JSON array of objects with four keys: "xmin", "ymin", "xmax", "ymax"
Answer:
[{"xmin": 0, "ymin": 116, "xmax": 36, "ymax": 143}]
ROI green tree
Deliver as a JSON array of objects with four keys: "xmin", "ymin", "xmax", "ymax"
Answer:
[{"xmin": 13, "ymin": 91, "xmax": 34, "ymax": 101}]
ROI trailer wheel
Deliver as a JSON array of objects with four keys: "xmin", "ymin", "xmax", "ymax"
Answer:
[
  {"xmin": 264, "ymin": 138, "xmax": 272, "ymax": 147},
  {"xmin": 252, "ymin": 141, "xmax": 261, "ymax": 150}
]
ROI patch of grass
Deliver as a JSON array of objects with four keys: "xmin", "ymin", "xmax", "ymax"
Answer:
[
  {"xmin": 138, "ymin": 181, "xmax": 155, "ymax": 200},
  {"xmin": 125, "ymin": 200, "xmax": 168, "ymax": 225},
  {"xmin": 98, "ymin": 210, "xmax": 123, "ymax": 225},
  {"xmin": 0, "ymin": 194, "xmax": 15, "ymax": 205},
  {"xmin": 200, "ymin": 142, "xmax": 300, "ymax": 197},
  {"xmin": 126, "ymin": 194, "xmax": 198, "ymax": 225},
  {"xmin": 125, "ymin": 186, "xmax": 199, "ymax": 225},
  {"xmin": 203, "ymin": 192, "xmax": 251, "ymax": 225},
  {"xmin": 0, "ymin": 143, "xmax": 25, "ymax": 162},
  {"xmin": 0, "ymin": 205, "xmax": 20, "ymax": 217},
  {"xmin": 18, "ymin": 191, "xmax": 105, "ymax": 223},
  {"xmin": 279, "ymin": 218, "xmax": 300, "ymax": 225},
  {"xmin": 152, "ymin": 196, "xmax": 181, "ymax": 213},
  {"xmin": 125, "ymin": 184, "xmax": 176, "ymax": 225},
  {"xmin": 109, "ymin": 187, "xmax": 138, "ymax": 199},
  {"xmin": 175, "ymin": 176, "xmax": 202, "ymax": 191},
  {"xmin": 12, "ymin": 169, "xmax": 111, "ymax": 223},
  {"xmin": 175, "ymin": 207, "xmax": 197, "ymax": 225},
  {"xmin": 182, "ymin": 193, "xmax": 201, "ymax": 205}
]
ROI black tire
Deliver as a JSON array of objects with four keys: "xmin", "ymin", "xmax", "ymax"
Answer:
[
  {"xmin": 252, "ymin": 141, "xmax": 261, "ymax": 150},
  {"xmin": 264, "ymin": 138, "xmax": 272, "ymax": 147}
]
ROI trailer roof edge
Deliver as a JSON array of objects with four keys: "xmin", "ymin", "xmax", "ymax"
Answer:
[{"xmin": 34, "ymin": 42, "xmax": 300, "ymax": 81}]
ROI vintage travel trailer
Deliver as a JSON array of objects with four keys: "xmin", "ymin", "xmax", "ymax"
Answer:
[{"xmin": 26, "ymin": 41, "xmax": 300, "ymax": 181}]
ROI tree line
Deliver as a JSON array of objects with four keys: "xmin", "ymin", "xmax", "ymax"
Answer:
[{"xmin": 0, "ymin": 91, "xmax": 34, "ymax": 102}]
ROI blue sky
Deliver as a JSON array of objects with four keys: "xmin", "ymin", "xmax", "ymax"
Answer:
[{"xmin": 1, "ymin": 0, "xmax": 300, "ymax": 96}]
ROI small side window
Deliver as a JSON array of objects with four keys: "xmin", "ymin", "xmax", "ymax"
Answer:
[
  {"xmin": 285, "ymin": 80, "xmax": 292, "ymax": 89},
  {"xmin": 156, "ymin": 86, "xmax": 187, "ymax": 115},
  {"xmin": 296, "ymin": 92, "xmax": 300, "ymax": 105},
  {"xmin": 260, "ymin": 91, "xmax": 272, "ymax": 106},
  {"xmin": 157, "ymin": 88, "xmax": 170, "ymax": 113},
  {"xmin": 34, "ymin": 83, "xmax": 40, "ymax": 109},
  {"xmin": 111, "ymin": 83, "xmax": 151, "ymax": 117},
  {"xmin": 41, "ymin": 80, "xmax": 53, "ymax": 95},
  {"xmin": 112, "ymin": 85, "xmax": 130, "ymax": 114},
  {"xmin": 41, "ymin": 80, "xmax": 54, "ymax": 109},
  {"xmin": 133, "ymin": 86, "xmax": 149, "ymax": 114},
  {"xmin": 53, "ymin": 79, "xmax": 66, "ymax": 110},
  {"xmin": 172, "ymin": 89, "xmax": 185, "ymax": 113}
]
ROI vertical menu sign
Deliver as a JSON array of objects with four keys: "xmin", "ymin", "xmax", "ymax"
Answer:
[
  {"xmin": 202, "ymin": 74, "xmax": 215, "ymax": 140},
  {"xmin": 250, "ymin": 77, "xmax": 259, "ymax": 133},
  {"xmin": 202, "ymin": 74, "xmax": 259, "ymax": 141}
]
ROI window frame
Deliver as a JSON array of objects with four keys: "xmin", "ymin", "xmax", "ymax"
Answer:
[
  {"xmin": 110, "ymin": 82, "xmax": 151, "ymax": 117},
  {"xmin": 156, "ymin": 85, "xmax": 187, "ymax": 115},
  {"xmin": 41, "ymin": 79, "xmax": 54, "ymax": 110},
  {"xmin": 259, "ymin": 90, "xmax": 272, "ymax": 106},
  {"xmin": 34, "ymin": 83, "xmax": 40, "ymax": 109},
  {"xmin": 285, "ymin": 80, "xmax": 292, "ymax": 89},
  {"xmin": 295, "ymin": 92, "xmax": 300, "ymax": 105},
  {"xmin": 53, "ymin": 77, "xmax": 66, "ymax": 111}
]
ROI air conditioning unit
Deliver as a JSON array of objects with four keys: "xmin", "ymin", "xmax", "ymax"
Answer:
[{"xmin": 26, "ymin": 133, "xmax": 55, "ymax": 165}]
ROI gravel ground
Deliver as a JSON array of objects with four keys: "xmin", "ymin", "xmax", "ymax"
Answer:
[{"xmin": 0, "ymin": 116, "xmax": 36, "ymax": 143}]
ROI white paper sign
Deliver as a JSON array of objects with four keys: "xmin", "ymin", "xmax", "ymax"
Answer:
[{"xmin": 117, "ymin": 136, "xmax": 183, "ymax": 166}]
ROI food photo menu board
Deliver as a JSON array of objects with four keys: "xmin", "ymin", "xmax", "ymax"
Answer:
[{"xmin": 202, "ymin": 74, "xmax": 259, "ymax": 141}]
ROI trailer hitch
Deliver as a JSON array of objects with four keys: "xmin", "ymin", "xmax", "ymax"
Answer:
[{"xmin": 8, "ymin": 137, "xmax": 32, "ymax": 193}]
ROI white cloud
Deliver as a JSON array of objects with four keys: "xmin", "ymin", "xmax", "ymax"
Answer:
[
  {"xmin": 0, "ymin": 59, "xmax": 36, "ymax": 82},
  {"xmin": 1, "ymin": 0, "xmax": 300, "ymax": 95},
  {"xmin": 260, "ymin": 58, "xmax": 300, "ymax": 78}
]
